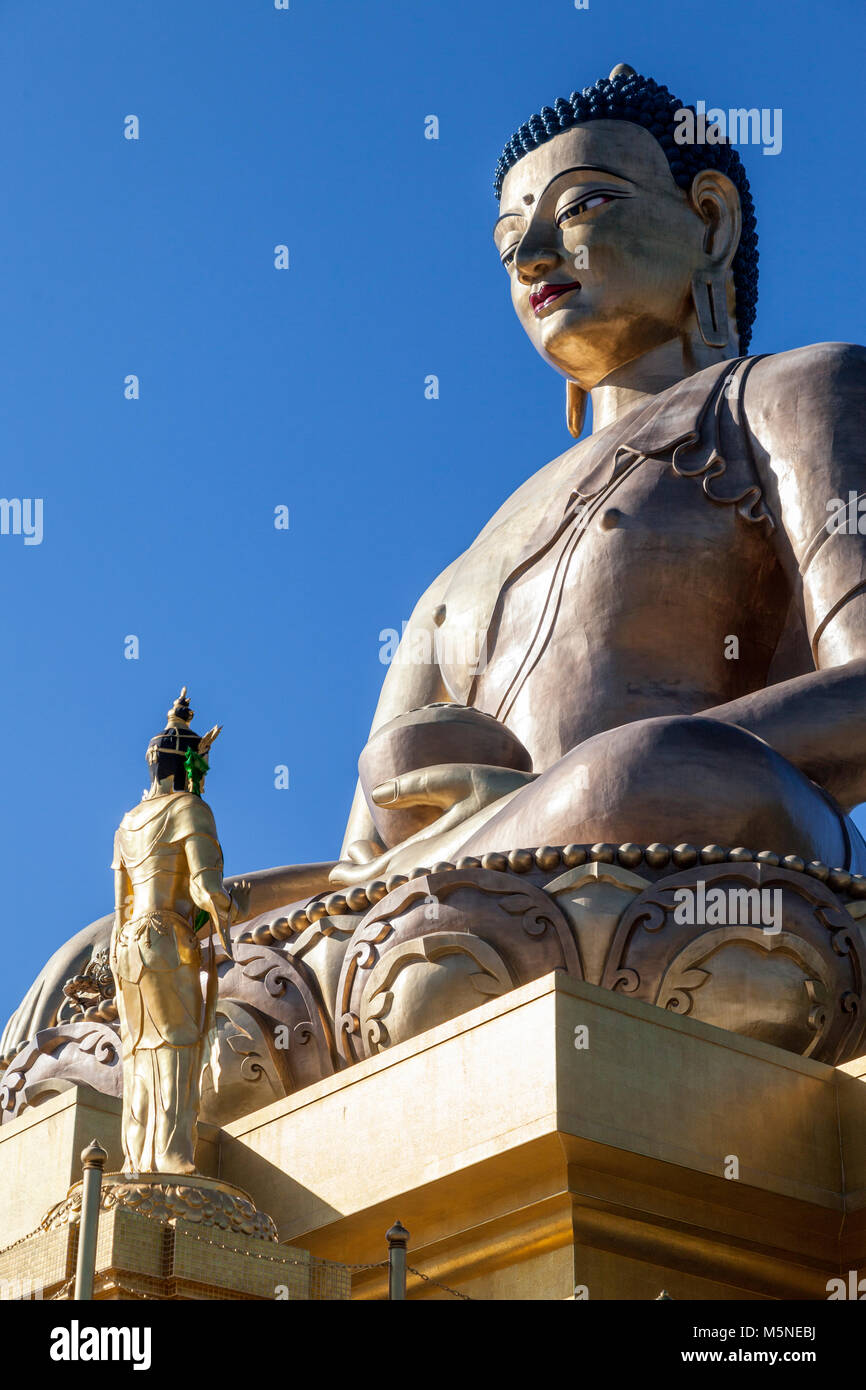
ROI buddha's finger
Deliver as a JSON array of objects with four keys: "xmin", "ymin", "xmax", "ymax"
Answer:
[
  {"xmin": 372, "ymin": 764, "xmax": 476, "ymax": 810},
  {"xmin": 330, "ymin": 802, "xmax": 473, "ymax": 887},
  {"xmin": 329, "ymin": 851, "xmax": 393, "ymax": 886},
  {"xmin": 344, "ymin": 839, "xmax": 384, "ymax": 865}
]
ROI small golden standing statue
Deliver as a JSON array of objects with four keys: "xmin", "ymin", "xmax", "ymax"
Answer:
[{"xmin": 110, "ymin": 690, "xmax": 245, "ymax": 1174}]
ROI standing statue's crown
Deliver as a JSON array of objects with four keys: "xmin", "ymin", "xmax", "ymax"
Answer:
[
  {"xmin": 166, "ymin": 686, "xmax": 194, "ymax": 728},
  {"xmin": 144, "ymin": 688, "xmax": 222, "ymax": 798}
]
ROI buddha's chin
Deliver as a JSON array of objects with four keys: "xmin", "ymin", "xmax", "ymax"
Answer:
[
  {"xmin": 533, "ymin": 307, "xmax": 607, "ymax": 380},
  {"xmin": 535, "ymin": 305, "xmax": 677, "ymax": 385}
]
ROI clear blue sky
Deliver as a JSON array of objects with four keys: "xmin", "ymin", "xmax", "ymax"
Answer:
[{"xmin": 0, "ymin": 0, "xmax": 863, "ymax": 1026}]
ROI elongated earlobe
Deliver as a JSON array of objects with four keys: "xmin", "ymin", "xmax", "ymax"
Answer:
[
  {"xmin": 691, "ymin": 268, "xmax": 731, "ymax": 349},
  {"xmin": 566, "ymin": 380, "xmax": 587, "ymax": 437}
]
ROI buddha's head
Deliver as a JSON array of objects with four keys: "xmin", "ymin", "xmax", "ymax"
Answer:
[{"xmin": 493, "ymin": 66, "xmax": 758, "ymax": 407}]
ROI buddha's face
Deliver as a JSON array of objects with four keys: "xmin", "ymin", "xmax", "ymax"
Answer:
[{"xmin": 495, "ymin": 120, "xmax": 730, "ymax": 388}]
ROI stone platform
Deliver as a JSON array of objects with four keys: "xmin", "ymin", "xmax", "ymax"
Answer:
[
  {"xmin": 3, "ymin": 971, "xmax": 866, "ymax": 1298},
  {"xmin": 219, "ymin": 971, "xmax": 866, "ymax": 1299}
]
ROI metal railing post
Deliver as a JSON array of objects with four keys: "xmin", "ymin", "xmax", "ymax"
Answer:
[
  {"xmin": 386, "ymin": 1220, "xmax": 409, "ymax": 1301},
  {"xmin": 73, "ymin": 1139, "xmax": 107, "ymax": 1300}
]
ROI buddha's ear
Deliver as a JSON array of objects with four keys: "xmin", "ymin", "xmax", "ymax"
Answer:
[
  {"xmin": 688, "ymin": 168, "xmax": 742, "ymax": 349},
  {"xmin": 689, "ymin": 167, "xmax": 742, "ymax": 265}
]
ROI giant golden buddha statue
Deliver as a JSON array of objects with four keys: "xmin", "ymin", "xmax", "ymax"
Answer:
[{"xmin": 4, "ymin": 65, "xmax": 866, "ymax": 1124}]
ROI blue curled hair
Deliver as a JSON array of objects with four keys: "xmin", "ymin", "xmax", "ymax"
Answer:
[{"xmin": 493, "ymin": 69, "xmax": 759, "ymax": 353}]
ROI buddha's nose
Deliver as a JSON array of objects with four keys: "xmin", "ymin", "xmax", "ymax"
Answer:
[{"xmin": 514, "ymin": 236, "xmax": 560, "ymax": 285}]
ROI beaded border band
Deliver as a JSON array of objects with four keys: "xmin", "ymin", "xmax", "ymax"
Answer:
[
  {"xmin": 243, "ymin": 842, "xmax": 866, "ymax": 946},
  {"xmin": 2, "ymin": 841, "xmax": 863, "ymax": 1073}
]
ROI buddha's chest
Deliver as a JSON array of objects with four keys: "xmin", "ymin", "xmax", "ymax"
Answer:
[{"xmin": 436, "ymin": 458, "xmax": 784, "ymax": 762}]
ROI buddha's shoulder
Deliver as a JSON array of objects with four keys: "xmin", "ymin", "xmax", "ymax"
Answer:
[
  {"xmin": 468, "ymin": 437, "xmax": 587, "ymax": 547},
  {"xmin": 410, "ymin": 443, "xmax": 581, "ymax": 623},
  {"xmin": 745, "ymin": 342, "xmax": 866, "ymax": 413},
  {"xmin": 416, "ymin": 437, "xmax": 587, "ymax": 610}
]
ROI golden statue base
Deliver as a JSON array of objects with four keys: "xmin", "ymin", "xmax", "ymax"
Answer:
[
  {"xmin": 0, "ymin": 1129, "xmax": 350, "ymax": 1299},
  {"xmin": 42, "ymin": 1171, "xmax": 278, "ymax": 1242}
]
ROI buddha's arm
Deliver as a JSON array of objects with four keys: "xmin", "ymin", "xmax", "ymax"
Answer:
[
  {"xmin": 339, "ymin": 560, "xmax": 459, "ymax": 857},
  {"xmin": 703, "ymin": 344, "xmax": 866, "ymax": 810},
  {"xmin": 701, "ymin": 655, "xmax": 866, "ymax": 810}
]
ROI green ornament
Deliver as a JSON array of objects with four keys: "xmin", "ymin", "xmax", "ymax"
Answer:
[{"xmin": 184, "ymin": 747, "xmax": 210, "ymax": 797}]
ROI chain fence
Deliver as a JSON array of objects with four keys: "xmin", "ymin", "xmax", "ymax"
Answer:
[{"xmin": 347, "ymin": 1258, "xmax": 473, "ymax": 1300}]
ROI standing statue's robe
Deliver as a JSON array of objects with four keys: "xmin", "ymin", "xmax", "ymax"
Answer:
[{"xmin": 110, "ymin": 792, "xmax": 232, "ymax": 1174}]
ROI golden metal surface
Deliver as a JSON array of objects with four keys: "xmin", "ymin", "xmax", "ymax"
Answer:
[{"xmin": 110, "ymin": 784, "xmax": 239, "ymax": 1174}]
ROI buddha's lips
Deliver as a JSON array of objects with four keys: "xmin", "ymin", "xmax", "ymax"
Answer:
[{"xmin": 530, "ymin": 281, "xmax": 581, "ymax": 315}]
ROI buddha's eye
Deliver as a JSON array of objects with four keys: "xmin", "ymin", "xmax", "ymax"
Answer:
[
  {"xmin": 556, "ymin": 193, "xmax": 614, "ymax": 228},
  {"xmin": 500, "ymin": 243, "xmax": 519, "ymax": 270}
]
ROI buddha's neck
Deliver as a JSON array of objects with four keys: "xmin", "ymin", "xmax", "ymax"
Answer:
[{"xmin": 589, "ymin": 336, "xmax": 737, "ymax": 434}]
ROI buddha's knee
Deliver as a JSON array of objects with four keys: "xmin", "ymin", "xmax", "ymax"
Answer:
[
  {"xmin": 619, "ymin": 715, "xmax": 801, "ymax": 800},
  {"xmin": 597, "ymin": 715, "xmax": 780, "ymax": 796},
  {"xmin": 499, "ymin": 715, "xmax": 842, "ymax": 863},
  {"xmin": 572, "ymin": 714, "xmax": 844, "ymax": 860}
]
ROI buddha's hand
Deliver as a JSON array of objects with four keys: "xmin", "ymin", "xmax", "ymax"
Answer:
[{"xmin": 329, "ymin": 763, "xmax": 537, "ymax": 887}]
